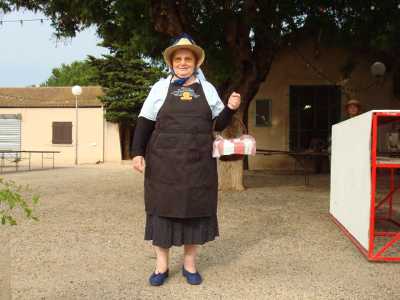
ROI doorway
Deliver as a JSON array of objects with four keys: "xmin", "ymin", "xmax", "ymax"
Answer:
[{"xmin": 289, "ymin": 85, "xmax": 341, "ymax": 152}]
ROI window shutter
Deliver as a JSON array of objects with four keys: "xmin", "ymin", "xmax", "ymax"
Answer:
[{"xmin": 52, "ymin": 122, "xmax": 72, "ymax": 144}]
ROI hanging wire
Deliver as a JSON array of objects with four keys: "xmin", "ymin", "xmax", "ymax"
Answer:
[{"xmin": 0, "ymin": 17, "xmax": 50, "ymax": 25}]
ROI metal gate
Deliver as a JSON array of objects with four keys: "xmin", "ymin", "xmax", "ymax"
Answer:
[{"xmin": 0, "ymin": 114, "xmax": 21, "ymax": 158}]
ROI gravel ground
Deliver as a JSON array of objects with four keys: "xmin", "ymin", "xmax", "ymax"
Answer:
[{"xmin": 0, "ymin": 163, "xmax": 399, "ymax": 300}]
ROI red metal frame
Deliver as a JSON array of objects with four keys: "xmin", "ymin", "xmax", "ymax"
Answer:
[
  {"xmin": 333, "ymin": 112, "xmax": 400, "ymax": 262},
  {"xmin": 369, "ymin": 112, "xmax": 400, "ymax": 261}
]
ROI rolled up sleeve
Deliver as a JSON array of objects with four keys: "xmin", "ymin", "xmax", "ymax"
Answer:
[{"xmin": 138, "ymin": 85, "xmax": 159, "ymax": 121}]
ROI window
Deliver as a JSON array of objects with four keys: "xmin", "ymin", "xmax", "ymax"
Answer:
[
  {"xmin": 52, "ymin": 122, "xmax": 72, "ymax": 144},
  {"xmin": 255, "ymin": 99, "xmax": 271, "ymax": 127}
]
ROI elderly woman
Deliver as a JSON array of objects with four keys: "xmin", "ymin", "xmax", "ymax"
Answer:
[{"xmin": 131, "ymin": 33, "xmax": 240, "ymax": 286}]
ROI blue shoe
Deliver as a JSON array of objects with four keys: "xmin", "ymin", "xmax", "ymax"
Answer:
[
  {"xmin": 182, "ymin": 267, "xmax": 202, "ymax": 285},
  {"xmin": 149, "ymin": 269, "xmax": 169, "ymax": 286}
]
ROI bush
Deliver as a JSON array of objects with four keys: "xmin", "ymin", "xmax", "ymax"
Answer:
[{"xmin": 0, "ymin": 178, "xmax": 39, "ymax": 225}]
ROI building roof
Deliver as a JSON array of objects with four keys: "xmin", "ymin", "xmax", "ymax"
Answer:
[{"xmin": 0, "ymin": 86, "xmax": 104, "ymax": 108}]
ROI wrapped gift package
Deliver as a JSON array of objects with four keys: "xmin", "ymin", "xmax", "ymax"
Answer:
[{"xmin": 212, "ymin": 134, "xmax": 256, "ymax": 158}]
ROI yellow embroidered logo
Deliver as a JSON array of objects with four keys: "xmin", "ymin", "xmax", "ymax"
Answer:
[
  {"xmin": 181, "ymin": 91, "xmax": 192, "ymax": 101},
  {"xmin": 171, "ymin": 87, "xmax": 200, "ymax": 102}
]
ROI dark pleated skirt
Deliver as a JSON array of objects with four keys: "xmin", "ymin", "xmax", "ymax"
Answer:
[{"xmin": 144, "ymin": 214, "xmax": 219, "ymax": 248}]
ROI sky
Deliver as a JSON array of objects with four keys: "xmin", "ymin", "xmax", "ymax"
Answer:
[{"xmin": 0, "ymin": 9, "xmax": 109, "ymax": 87}]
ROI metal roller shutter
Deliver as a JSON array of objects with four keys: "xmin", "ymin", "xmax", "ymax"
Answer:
[{"xmin": 0, "ymin": 114, "xmax": 21, "ymax": 157}]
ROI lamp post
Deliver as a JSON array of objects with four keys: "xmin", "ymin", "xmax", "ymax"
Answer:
[{"xmin": 72, "ymin": 85, "xmax": 82, "ymax": 165}]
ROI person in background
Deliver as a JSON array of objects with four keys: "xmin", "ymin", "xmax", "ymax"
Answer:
[
  {"xmin": 131, "ymin": 33, "xmax": 240, "ymax": 286},
  {"xmin": 327, "ymin": 99, "xmax": 363, "ymax": 161},
  {"xmin": 345, "ymin": 99, "xmax": 362, "ymax": 119}
]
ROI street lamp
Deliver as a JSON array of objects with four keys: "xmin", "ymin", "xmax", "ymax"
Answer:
[
  {"xmin": 370, "ymin": 61, "xmax": 386, "ymax": 78},
  {"xmin": 370, "ymin": 61, "xmax": 386, "ymax": 87},
  {"xmin": 72, "ymin": 85, "xmax": 82, "ymax": 165}
]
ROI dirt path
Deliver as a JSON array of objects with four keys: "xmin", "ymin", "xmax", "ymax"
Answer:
[{"xmin": 0, "ymin": 164, "xmax": 399, "ymax": 299}]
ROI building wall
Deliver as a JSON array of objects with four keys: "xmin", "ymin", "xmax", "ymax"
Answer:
[
  {"xmin": 104, "ymin": 121, "xmax": 121, "ymax": 162},
  {"xmin": 248, "ymin": 40, "xmax": 400, "ymax": 170},
  {"xmin": 0, "ymin": 107, "xmax": 121, "ymax": 167}
]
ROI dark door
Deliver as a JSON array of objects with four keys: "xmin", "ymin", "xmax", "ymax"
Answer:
[{"xmin": 289, "ymin": 85, "xmax": 341, "ymax": 152}]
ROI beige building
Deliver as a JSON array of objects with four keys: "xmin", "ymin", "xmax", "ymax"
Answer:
[
  {"xmin": 0, "ymin": 86, "xmax": 121, "ymax": 167},
  {"xmin": 248, "ymin": 38, "xmax": 399, "ymax": 170}
]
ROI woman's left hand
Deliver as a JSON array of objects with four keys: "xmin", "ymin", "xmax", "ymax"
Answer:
[{"xmin": 228, "ymin": 92, "xmax": 241, "ymax": 110}]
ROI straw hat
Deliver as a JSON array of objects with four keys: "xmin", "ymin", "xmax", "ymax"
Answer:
[
  {"xmin": 345, "ymin": 99, "xmax": 361, "ymax": 108},
  {"xmin": 163, "ymin": 34, "xmax": 205, "ymax": 68}
]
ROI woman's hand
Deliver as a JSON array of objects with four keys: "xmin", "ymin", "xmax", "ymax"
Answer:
[
  {"xmin": 133, "ymin": 156, "xmax": 145, "ymax": 173},
  {"xmin": 228, "ymin": 92, "xmax": 241, "ymax": 110}
]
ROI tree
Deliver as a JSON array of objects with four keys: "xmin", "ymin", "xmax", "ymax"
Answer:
[
  {"xmin": 1, "ymin": 0, "xmax": 399, "ymax": 189},
  {"xmin": 42, "ymin": 60, "xmax": 99, "ymax": 86},
  {"xmin": 88, "ymin": 45, "xmax": 166, "ymax": 159}
]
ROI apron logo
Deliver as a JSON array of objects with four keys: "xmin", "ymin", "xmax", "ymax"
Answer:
[{"xmin": 171, "ymin": 87, "xmax": 200, "ymax": 101}]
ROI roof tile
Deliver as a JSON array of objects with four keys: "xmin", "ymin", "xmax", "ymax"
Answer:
[{"xmin": 0, "ymin": 86, "xmax": 104, "ymax": 107}]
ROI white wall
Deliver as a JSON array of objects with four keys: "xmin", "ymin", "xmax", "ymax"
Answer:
[
  {"xmin": 330, "ymin": 111, "xmax": 374, "ymax": 250},
  {"xmin": 104, "ymin": 121, "xmax": 121, "ymax": 162}
]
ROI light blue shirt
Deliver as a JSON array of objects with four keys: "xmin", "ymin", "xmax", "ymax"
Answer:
[{"xmin": 139, "ymin": 74, "xmax": 225, "ymax": 121}]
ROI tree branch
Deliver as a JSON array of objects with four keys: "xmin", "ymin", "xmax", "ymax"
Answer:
[{"xmin": 150, "ymin": 0, "xmax": 183, "ymax": 36}]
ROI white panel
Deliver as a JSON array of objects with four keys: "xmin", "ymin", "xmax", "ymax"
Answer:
[
  {"xmin": 0, "ymin": 115, "xmax": 21, "ymax": 158},
  {"xmin": 330, "ymin": 111, "xmax": 373, "ymax": 250}
]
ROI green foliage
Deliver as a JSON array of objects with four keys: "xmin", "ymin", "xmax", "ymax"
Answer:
[
  {"xmin": 0, "ymin": 178, "xmax": 40, "ymax": 226},
  {"xmin": 2, "ymin": 1, "xmax": 400, "ymax": 83},
  {"xmin": 1, "ymin": 1, "xmax": 400, "ymax": 103},
  {"xmin": 42, "ymin": 60, "xmax": 99, "ymax": 86},
  {"xmin": 88, "ymin": 45, "xmax": 166, "ymax": 125}
]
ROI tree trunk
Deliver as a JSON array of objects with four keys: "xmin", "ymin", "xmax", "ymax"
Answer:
[
  {"xmin": 119, "ymin": 123, "xmax": 133, "ymax": 160},
  {"xmin": 216, "ymin": 112, "xmax": 247, "ymax": 191},
  {"xmin": 218, "ymin": 159, "xmax": 244, "ymax": 191}
]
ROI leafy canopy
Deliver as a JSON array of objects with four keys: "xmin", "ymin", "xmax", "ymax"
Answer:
[
  {"xmin": 42, "ymin": 60, "xmax": 99, "ymax": 86},
  {"xmin": 2, "ymin": 1, "xmax": 399, "ymax": 74},
  {"xmin": 1, "ymin": 1, "xmax": 400, "ymax": 104}
]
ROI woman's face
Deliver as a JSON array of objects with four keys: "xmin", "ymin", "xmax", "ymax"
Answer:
[{"xmin": 172, "ymin": 49, "xmax": 196, "ymax": 78}]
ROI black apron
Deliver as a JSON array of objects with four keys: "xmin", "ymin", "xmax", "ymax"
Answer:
[{"xmin": 144, "ymin": 81, "xmax": 218, "ymax": 218}]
